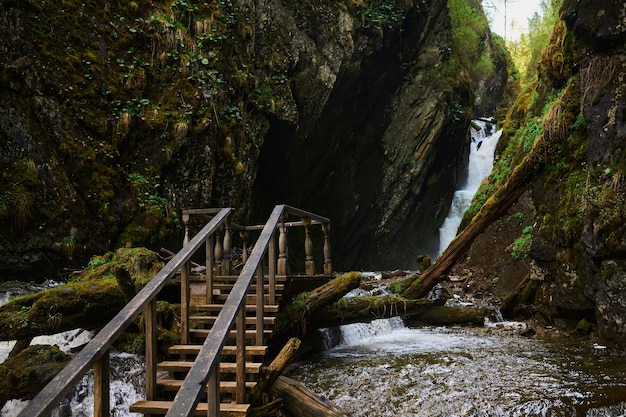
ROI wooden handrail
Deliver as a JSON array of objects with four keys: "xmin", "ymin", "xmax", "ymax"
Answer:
[
  {"xmin": 17, "ymin": 208, "xmax": 234, "ymax": 417},
  {"xmin": 166, "ymin": 204, "xmax": 325, "ymax": 417}
]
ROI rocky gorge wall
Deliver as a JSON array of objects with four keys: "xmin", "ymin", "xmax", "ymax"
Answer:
[
  {"xmin": 454, "ymin": 0, "xmax": 626, "ymax": 343},
  {"xmin": 0, "ymin": 0, "xmax": 505, "ymax": 278}
]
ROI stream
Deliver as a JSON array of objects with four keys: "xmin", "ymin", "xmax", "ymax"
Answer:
[{"xmin": 288, "ymin": 318, "xmax": 626, "ymax": 416}]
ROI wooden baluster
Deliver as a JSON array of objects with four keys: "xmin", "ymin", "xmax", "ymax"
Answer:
[
  {"xmin": 206, "ymin": 234, "xmax": 214, "ymax": 304},
  {"xmin": 182, "ymin": 212, "xmax": 190, "ymax": 246},
  {"xmin": 239, "ymin": 230, "xmax": 249, "ymax": 266},
  {"xmin": 222, "ymin": 220, "xmax": 232, "ymax": 275},
  {"xmin": 322, "ymin": 222, "xmax": 333, "ymax": 275},
  {"xmin": 303, "ymin": 217, "xmax": 315, "ymax": 276},
  {"xmin": 235, "ymin": 307, "xmax": 246, "ymax": 404},
  {"xmin": 145, "ymin": 299, "xmax": 157, "ymax": 404},
  {"xmin": 94, "ymin": 349, "xmax": 110, "ymax": 417},
  {"xmin": 256, "ymin": 264, "xmax": 265, "ymax": 346},
  {"xmin": 214, "ymin": 227, "xmax": 223, "ymax": 276},
  {"xmin": 277, "ymin": 221, "xmax": 288, "ymax": 276},
  {"xmin": 268, "ymin": 232, "xmax": 276, "ymax": 305},
  {"xmin": 180, "ymin": 260, "xmax": 190, "ymax": 344}
]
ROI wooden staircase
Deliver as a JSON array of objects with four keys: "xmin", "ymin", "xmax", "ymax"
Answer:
[
  {"xmin": 17, "ymin": 205, "xmax": 332, "ymax": 417},
  {"xmin": 130, "ymin": 274, "xmax": 286, "ymax": 416}
]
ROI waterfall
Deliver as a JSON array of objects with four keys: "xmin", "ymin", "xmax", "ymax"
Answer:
[{"xmin": 438, "ymin": 119, "xmax": 502, "ymax": 255}]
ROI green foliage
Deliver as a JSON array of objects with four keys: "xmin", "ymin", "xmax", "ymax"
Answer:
[
  {"xmin": 0, "ymin": 158, "xmax": 39, "ymax": 233},
  {"xmin": 358, "ymin": 0, "xmax": 403, "ymax": 29},
  {"xmin": 388, "ymin": 282, "xmax": 405, "ymax": 294},
  {"xmin": 507, "ymin": 225, "xmax": 533, "ymax": 260},
  {"xmin": 120, "ymin": 174, "xmax": 178, "ymax": 246},
  {"xmin": 447, "ymin": 0, "xmax": 493, "ymax": 82},
  {"xmin": 507, "ymin": 0, "xmax": 563, "ymax": 83}
]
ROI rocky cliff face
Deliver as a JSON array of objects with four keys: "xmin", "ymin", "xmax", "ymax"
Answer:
[
  {"xmin": 456, "ymin": 0, "xmax": 626, "ymax": 343},
  {"xmin": 1, "ymin": 0, "xmax": 504, "ymax": 278},
  {"xmin": 251, "ymin": 0, "xmax": 479, "ymax": 270}
]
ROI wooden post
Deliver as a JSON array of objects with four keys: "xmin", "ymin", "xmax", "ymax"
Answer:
[
  {"xmin": 277, "ymin": 221, "xmax": 288, "ymax": 276},
  {"xmin": 145, "ymin": 299, "xmax": 157, "ymax": 405},
  {"xmin": 303, "ymin": 218, "xmax": 314, "ymax": 276},
  {"xmin": 94, "ymin": 350, "xmax": 110, "ymax": 417},
  {"xmin": 322, "ymin": 223, "xmax": 332, "ymax": 275},
  {"xmin": 206, "ymin": 234, "xmax": 214, "ymax": 304},
  {"xmin": 236, "ymin": 307, "xmax": 246, "ymax": 404},
  {"xmin": 268, "ymin": 232, "xmax": 276, "ymax": 305},
  {"xmin": 207, "ymin": 364, "xmax": 219, "ymax": 417},
  {"xmin": 256, "ymin": 264, "xmax": 265, "ymax": 346},
  {"xmin": 222, "ymin": 220, "xmax": 232, "ymax": 275},
  {"xmin": 214, "ymin": 227, "xmax": 223, "ymax": 275},
  {"xmin": 180, "ymin": 260, "xmax": 190, "ymax": 344}
]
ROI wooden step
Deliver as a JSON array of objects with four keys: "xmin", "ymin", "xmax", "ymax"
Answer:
[
  {"xmin": 213, "ymin": 294, "xmax": 277, "ymax": 303},
  {"xmin": 157, "ymin": 378, "xmax": 256, "ymax": 393},
  {"xmin": 193, "ymin": 304, "xmax": 279, "ymax": 314},
  {"xmin": 188, "ymin": 329, "xmax": 272, "ymax": 340},
  {"xmin": 158, "ymin": 360, "xmax": 262, "ymax": 373},
  {"xmin": 190, "ymin": 315, "xmax": 276, "ymax": 326},
  {"xmin": 213, "ymin": 275, "xmax": 287, "ymax": 283},
  {"xmin": 186, "ymin": 274, "xmax": 287, "ymax": 283},
  {"xmin": 209, "ymin": 283, "xmax": 285, "ymax": 292},
  {"xmin": 130, "ymin": 400, "xmax": 249, "ymax": 416},
  {"xmin": 168, "ymin": 344, "xmax": 267, "ymax": 356}
]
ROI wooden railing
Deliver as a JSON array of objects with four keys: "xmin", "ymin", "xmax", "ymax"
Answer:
[
  {"xmin": 167, "ymin": 204, "xmax": 331, "ymax": 417},
  {"xmin": 16, "ymin": 205, "xmax": 331, "ymax": 417}
]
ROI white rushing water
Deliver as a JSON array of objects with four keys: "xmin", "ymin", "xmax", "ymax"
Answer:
[
  {"xmin": 293, "ymin": 322, "xmax": 626, "ymax": 416},
  {"xmin": 438, "ymin": 119, "xmax": 502, "ymax": 255}
]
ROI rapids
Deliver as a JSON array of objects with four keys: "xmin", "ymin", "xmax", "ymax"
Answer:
[{"xmin": 288, "ymin": 320, "xmax": 626, "ymax": 416}]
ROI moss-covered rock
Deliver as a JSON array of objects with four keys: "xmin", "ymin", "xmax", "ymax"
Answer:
[{"xmin": 0, "ymin": 344, "xmax": 69, "ymax": 407}]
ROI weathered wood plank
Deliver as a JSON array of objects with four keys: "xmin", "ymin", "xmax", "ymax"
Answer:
[{"xmin": 130, "ymin": 400, "xmax": 249, "ymax": 416}]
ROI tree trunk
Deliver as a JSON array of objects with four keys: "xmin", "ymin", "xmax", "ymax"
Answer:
[
  {"xmin": 0, "ymin": 248, "xmax": 165, "ymax": 343},
  {"xmin": 270, "ymin": 376, "xmax": 351, "ymax": 417},
  {"xmin": 250, "ymin": 337, "xmax": 301, "ymax": 406},
  {"xmin": 310, "ymin": 296, "xmax": 487, "ymax": 329},
  {"xmin": 0, "ymin": 279, "xmax": 126, "ymax": 341},
  {"xmin": 300, "ymin": 272, "xmax": 361, "ymax": 315},
  {"xmin": 276, "ymin": 272, "xmax": 361, "ymax": 336}
]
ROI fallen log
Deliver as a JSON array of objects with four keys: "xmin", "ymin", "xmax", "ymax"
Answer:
[
  {"xmin": 402, "ymin": 93, "xmax": 576, "ymax": 300},
  {"xmin": 270, "ymin": 376, "xmax": 351, "ymax": 417},
  {"xmin": 248, "ymin": 398, "xmax": 283, "ymax": 417},
  {"xmin": 300, "ymin": 272, "xmax": 361, "ymax": 315},
  {"xmin": 0, "ymin": 247, "xmax": 163, "ymax": 342},
  {"xmin": 308, "ymin": 296, "xmax": 487, "ymax": 329},
  {"xmin": 0, "ymin": 279, "xmax": 126, "ymax": 341},
  {"xmin": 250, "ymin": 337, "xmax": 301, "ymax": 406},
  {"xmin": 276, "ymin": 272, "xmax": 361, "ymax": 336}
]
